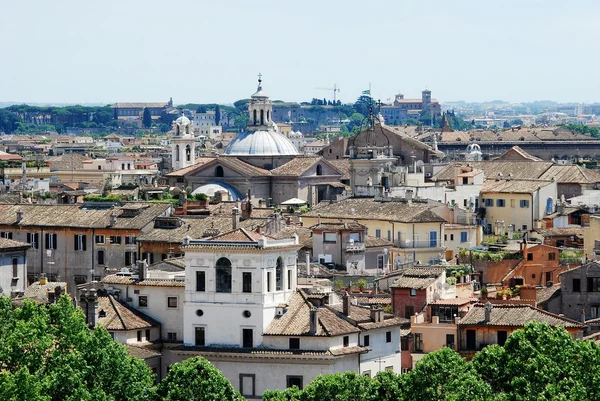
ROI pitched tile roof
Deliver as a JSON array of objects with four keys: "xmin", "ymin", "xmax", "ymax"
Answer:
[
  {"xmin": 388, "ymin": 267, "xmax": 446, "ymax": 289},
  {"xmin": 459, "ymin": 303, "xmax": 583, "ymax": 328},
  {"xmin": 482, "ymin": 179, "xmax": 553, "ymax": 194},
  {"xmin": 270, "ymin": 157, "xmax": 322, "ymax": 176},
  {"xmin": 434, "ymin": 161, "xmax": 554, "ymax": 182},
  {"xmin": 304, "ymin": 198, "xmax": 445, "ymax": 223},
  {"xmin": 0, "ymin": 237, "xmax": 30, "ymax": 251},
  {"xmin": 24, "ymin": 281, "xmax": 67, "ymax": 298},
  {"xmin": 97, "ymin": 295, "xmax": 161, "ymax": 331},
  {"xmin": 0, "ymin": 203, "xmax": 171, "ymax": 230},
  {"xmin": 137, "ymin": 216, "xmax": 264, "ymax": 243},
  {"xmin": 208, "ymin": 228, "xmax": 274, "ymax": 242},
  {"xmin": 364, "ymin": 236, "xmax": 393, "ymax": 248},
  {"xmin": 164, "ymin": 156, "xmax": 216, "ymax": 177},
  {"xmin": 327, "ymin": 159, "xmax": 350, "ymax": 180},
  {"xmin": 538, "ymin": 165, "xmax": 600, "ymax": 184},
  {"xmin": 273, "ymin": 225, "xmax": 312, "ymax": 248},
  {"xmin": 125, "ymin": 344, "xmax": 161, "ymax": 360},
  {"xmin": 101, "ymin": 275, "xmax": 185, "ymax": 287},
  {"xmin": 310, "ymin": 222, "xmax": 366, "ymax": 231},
  {"xmin": 167, "ymin": 156, "xmax": 270, "ymax": 178},
  {"xmin": 497, "ymin": 146, "xmax": 543, "ymax": 161},
  {"xmin": 264, "ymin": 291, "xmax": 360, "ymax": 336},
  {"xmin": 536, "ymin": 285, "xmax": 561, "ymax": 305},
  {"xmin": 535, "ymin": 227, "xmax": 584, "ymax": 238},
  {"xmin": 327, "ymin": 303, "xmax": 408, "ymax": 330}
]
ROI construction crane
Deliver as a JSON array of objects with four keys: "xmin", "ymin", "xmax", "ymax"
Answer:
[{"xmin": 314, "ymin": 83, "xmax": 340, "ymax": 104}]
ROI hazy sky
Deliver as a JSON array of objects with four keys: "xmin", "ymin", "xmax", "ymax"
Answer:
[{"xmin": 1, "ymin": 0, "xmax": 599, "ymax": 105}]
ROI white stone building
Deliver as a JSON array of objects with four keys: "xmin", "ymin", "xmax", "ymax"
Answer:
[{"xmin": 160, "ymin": 227, "xmax": 407, "ymax": 397}]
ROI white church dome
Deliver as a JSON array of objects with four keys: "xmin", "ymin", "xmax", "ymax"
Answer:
[{"xmin": 224, "ymin": 130, "xmax": 299, "ymax": 156}]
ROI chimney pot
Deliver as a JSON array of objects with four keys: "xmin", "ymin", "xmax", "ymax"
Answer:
[
  {"xmin": 16, "ymin": 210, "xmax": 23, "ymax": 224},
  {"xmin": 309, "ymin": 307, "xmax": 318, "ymax": 335},
  {"xmin": 343, "ymin": 292, "xmax": 350, "ymax": 316},
  {"xmin": 232, "ymin": 207, "xmax": 240, "ymax": 230},
  {"xmin": 484, "ymin": 301, "xmax": 493, "ymax": 323}
]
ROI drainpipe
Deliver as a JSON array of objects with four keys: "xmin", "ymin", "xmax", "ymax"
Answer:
[
  {"xmin": 91, "ymin": 228, "xmax": 95, "ymax": 281},
  {"xmin": 40, "ymin": 227, "xmax": 44, "ymax": 275}
]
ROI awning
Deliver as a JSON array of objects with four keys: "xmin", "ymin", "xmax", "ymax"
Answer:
[{"xmin": 280, "ymin": 198, "xmax": 307, "ymax": 206}]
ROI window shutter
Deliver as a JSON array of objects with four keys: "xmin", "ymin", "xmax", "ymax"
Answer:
[
  {"xmin": 27, "ymin": 233, "xmax": 31, "ymax": 243},
  {"xmin": 53, "ymin": 233, "xmax": 57, "ymax": 249},
  {"xmin": 45, "ymin": 233, "xmax": 50, "ymax": 249},
  {"xmin": 82, "ymin": 235, "xmax": 87, "ymax": 251},
  {"xmin": 74, "ymin": 235, "xmax": 78, "ymax": 250}
]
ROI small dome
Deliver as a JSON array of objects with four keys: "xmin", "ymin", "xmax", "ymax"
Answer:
[
  {"xmin": 175, "ymin": 115, "xmax": 191, "ymax": 125},
  {"xmin": 191, "ymin": 181, "xmax": 243, "ymax": 200},
  {"xmin": 224, "ymin": 130, "xmax": 299, "ymax": 156}
]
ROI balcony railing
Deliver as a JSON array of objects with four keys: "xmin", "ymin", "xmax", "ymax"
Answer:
[
  {"xmin": 397, "ymin": 239, "xmax": 442, "ymax": 249},
  {"xmin": 345, "ymin": 242, "xmax": 365, "ymax": 252}
]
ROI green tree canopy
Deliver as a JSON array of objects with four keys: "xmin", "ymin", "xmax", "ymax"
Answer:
[
  {"xmin": 0, "ymin": 295, "xmax": 156, "ymax": 401},
  {"xmin": 157, "ymin": 356, "xmax": 244, "ymax": 401},
  {"xmin": 143, "ymin": 107, "xmax": 152, "ymax": 128},
  {"xmin": 215, "ymin": 104, "xmax": 221, "ymax": 125}
]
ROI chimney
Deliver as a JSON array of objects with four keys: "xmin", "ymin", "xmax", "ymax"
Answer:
[
  {"xmin": 317, "ymin": 214, "xmax": 321, "ymax": 225},
  {"xmin": 109, "ymin": 214, "xmax": 117, "ymax": 227},
  {"xmin": 232, "ymin": 207, "xmax": 240, "ymax": 230},
  {"xmin": 54, "ymin": 285, "xmax": 62, "ymax": 302},
  {"xmin": 137, "ymin": 260, "xmax": 147, "ymax": 281},
  {"xmin": 309, "ymin": 307, "xmax": 318, "ymax": 335},
  {"xmin": 16, "ymin": 210, "xmax": 23, "ymax": 224},
  {"xmin": 581, "ymin": 309, "xmax": 586, "ymax": 324},
  {"xmin": 80, "ymin": 289, "xmax": 99, "ymax": 327},
  {"xmin": 484, "ymin": 301, "xmax": 493, "ymax": 323},
  {"xmin": 305, "ymin": 251, "xmax": 311, "ymax": 271},
  {"xmin": 370, "ymin": 305, "xmax": 383, "ymax": 323},
  {"xmin": 343, "ymin": 292, "xmax": 350, "ymax": 316}
]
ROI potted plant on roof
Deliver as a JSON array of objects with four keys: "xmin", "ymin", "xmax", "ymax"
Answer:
[
  {"xmin": 480, "ymin": 286, "xmax": 488, "ymax": 300},
  {"xmin": 355, "ymin": 278, "xmax": 367, "ymax": 293}
]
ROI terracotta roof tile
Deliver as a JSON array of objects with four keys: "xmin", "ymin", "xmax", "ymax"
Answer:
[
  {"xmin": 459, "ymin": 303, "xmax": 583, "ymax": 328},
  {"xmin": 0, "ymin": 237, "xmax": 30, "ymax": 251},
  {"xmin": 264, "ymin": 291, "xmax": 359, "ymax": 336},
  {"xmin": 97, "ymin": 295, "xmax": 161, "ymax": 331},
  {"xmin": 208, "ymin": 227, "xmax": 274, "ymax": 242},
  {"xmin": 304, "ymin": 198, "xmax": 445, "ymax": 223},
  {"xmin": 0, "ymin": 203, "xmax": 171, "ymax": 230}
]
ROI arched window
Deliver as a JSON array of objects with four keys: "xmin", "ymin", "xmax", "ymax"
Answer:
[
  {"xmin": 275, "ymin": 257, "xmax": 283, "ymax": 291},
  {"xmin": 215, "ymin": 165, "xmax": 224, "ymax": 177},
  {"xmin": 267, "ymin": 110, "xmax": 270, "ymax": 121},
  {"xmin": 316, "ymin": 164, "xmax": 323, "ymax": 176},
  {"xmin": 260, "ymin": 109, "xmax": 265, "ymax": 125},
  {"xmin": 175, "ymin": 145, "xmax": 180, "ymax": 161},
  {"xmin": 215, "ymin": 257, "xmax": 232, "ymax": 293},
  {"xmin": 253, "ymin": 109, "xmax": 257, "ymax": 125},
  {"xmin": 185, "ymin": 145, "xmax": 191, "ymax": 162}
]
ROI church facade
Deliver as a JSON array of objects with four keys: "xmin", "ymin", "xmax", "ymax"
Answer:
[{"xmin": 165, "ymin": 78, "xmax": 347, "ymax": 205}]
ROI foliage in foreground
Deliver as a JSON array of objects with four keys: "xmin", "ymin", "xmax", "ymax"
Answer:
[
  {"xmin": 0, "ymin": 296, "xmax": 156, "ymax": 401},
  {"xmin": 263, "ymin": 323, "xmax": 600, "ymax": 401},
  {"xmin": 3, "ymin": 298, "xmax": 600, "ymax": 401}
]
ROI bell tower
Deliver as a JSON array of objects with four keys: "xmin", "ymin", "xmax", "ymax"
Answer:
[{"xmin": 171, "ymin": 113, "xmax": 196, "ymax": 171}]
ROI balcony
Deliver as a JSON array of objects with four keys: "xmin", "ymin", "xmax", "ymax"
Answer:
[{"xmin": 397, "ymin": 239, "xmax": 442, "ymax": 249}]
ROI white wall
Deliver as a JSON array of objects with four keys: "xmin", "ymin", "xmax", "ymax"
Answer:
[{"xmin": 109, "ymin": 283, "xmax": 184, "ymax": 341}]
